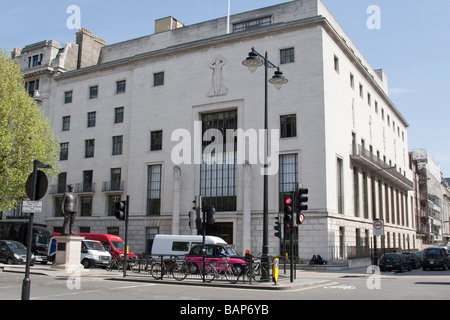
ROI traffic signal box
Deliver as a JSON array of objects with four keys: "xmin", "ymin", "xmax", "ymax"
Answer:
[
  {"xmin": 295, "ymin": 188, "xmax": 308, "ymax": 224},
  {"xmin": 115, "ymin": 200, "xmax": 128, "ymax": 221},
  {"xmin": 283, "ymin": 193, "xmax": 294, "ymax": 233}
]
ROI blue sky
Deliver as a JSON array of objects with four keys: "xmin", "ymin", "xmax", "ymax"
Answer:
[{"xmin": 1, "ymin": 0, "xmax": 449, "ymax": 176}]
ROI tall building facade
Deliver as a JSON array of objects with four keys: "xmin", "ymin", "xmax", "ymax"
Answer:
[{"xmin": 11, "ymin": 0, "xmax": 415, "ymax": 262}]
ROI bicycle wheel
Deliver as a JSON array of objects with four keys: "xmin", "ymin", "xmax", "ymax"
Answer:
[
  {"xmin": 199, "ymin": 263, "xmax": 216, "ymax": 282},
  {"xmin": 225, "ymin": 265, "xmax": 240, "ymax": 284},
  {"xmin": 151, "ymin": 262, "xmax": 163, "ymax": 279},
  {"xmin": 172, "ymin": 262, "xmax": 189, "ymax": 281}
]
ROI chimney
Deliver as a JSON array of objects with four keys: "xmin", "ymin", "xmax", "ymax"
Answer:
[
  {"xmin": 11, "ymin": 48, "xmax": 22, "ymax": 59},
  {"xmin": 76, "ymin": 28, "xmax": 107, "ymax": 69},
  {"xmin": 155, "ymin": 17, "xmax": 184, "ymax": 34}
]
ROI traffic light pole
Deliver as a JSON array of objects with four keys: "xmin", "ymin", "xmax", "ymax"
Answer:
[{"xmin": 122, "ymin": 195, "xmax": 129, "ymax": 278}]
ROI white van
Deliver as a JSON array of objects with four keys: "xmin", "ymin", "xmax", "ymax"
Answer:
[
  {"xmin": 151, "ymin": 235, "xmax": 227, "ymax": 257},
  {"xmin": 81, "ymin": 240, "xmax": 111, "ymax": 268}
]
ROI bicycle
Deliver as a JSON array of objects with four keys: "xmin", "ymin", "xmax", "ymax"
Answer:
[
  {"xmin": 106, "ymin": 258, "xmax": 123, "ymax": 271},
  {"xmin": 150, "ymin": 256, "xmax": 178, "ymax": 280},
  {"xmin": 131, "ymin": 257, "xmax": 154, "ymax": 275},
  {"xmin": 244, "ymin": 253, "xmax": 268, "ymax": 282},
  {"xmin": 204, "ymin": 257, "xmax": 241, "ymax": 284}
]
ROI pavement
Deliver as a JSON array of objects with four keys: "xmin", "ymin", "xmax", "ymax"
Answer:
[{"xmin": 1, "ymin": 263, "xmax": 371, "ymax": 291}]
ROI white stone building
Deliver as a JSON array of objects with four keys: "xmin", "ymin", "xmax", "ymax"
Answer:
[{"xmin": 12, "ymin": 0, "xmax": 416, "ymax": 262}]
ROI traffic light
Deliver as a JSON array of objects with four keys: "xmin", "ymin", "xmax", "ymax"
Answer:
[
  {"xmin": 115, "ymin": 200, "xmax": 128, "ymax": 221},
  {"xmin": 295, "ymin": 188, "xmax": 309, "ymax": 224},
  {"xmin": 190, "ymin": 196, "xmax": 202, "ymax": 230},
  {"xmin": 204, "ymin": 205, "xmax": 216, "ymax": 225},
  {"xmin": 283, "ymin": 193, "xmax": 293, "ymax": 232},
  {"xmin": 274, "ymin": 214, "xmax": 282, "ymax": 239}
]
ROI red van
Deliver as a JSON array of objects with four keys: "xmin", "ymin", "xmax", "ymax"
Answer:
[{"xmin": 77, "ymin": 233, "xmax": 137, "ymax": 260}]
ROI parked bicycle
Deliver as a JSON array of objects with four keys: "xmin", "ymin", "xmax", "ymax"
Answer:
[
  {"xmin": 106, "ymin": 258, "xmax": 123, "ymax": 271},
  {"xmin": 200, "ymin": 257, "xmax": 241, "ymax": 284},
  {"xmin": 150, "ymin": 256, "xmax": 179, "ymax": 280}
]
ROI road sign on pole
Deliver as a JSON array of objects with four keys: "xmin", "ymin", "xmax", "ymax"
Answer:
[
  {"xmin": 22, "ymin": 201, "xmax": 43, "ymax": 214},
  {"xmin": 373, "ymin": 220, "xmax": 384, "ymax": 236}
]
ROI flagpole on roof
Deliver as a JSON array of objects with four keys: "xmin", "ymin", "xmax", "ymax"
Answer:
[{"xmin": 227, "ymin": 0, "xmax": 231, "ymax": 34}]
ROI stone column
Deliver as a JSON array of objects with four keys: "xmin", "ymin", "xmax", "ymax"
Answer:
[
  {"xmin": 172, "ymin": 166, "xmax": 181, "ymax": 234},
  {"xmin": 243, "ymin": 162, "xmax": 252, "ymax": 252}
]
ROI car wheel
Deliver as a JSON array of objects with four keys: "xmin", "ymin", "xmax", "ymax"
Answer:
[
  {"xmin": 6, "ymin": 257, "xmax": 14, "ymax": 265},
  {"xmin": 81, "ymin": 259, "xmax": 91, "ymax": 269}
]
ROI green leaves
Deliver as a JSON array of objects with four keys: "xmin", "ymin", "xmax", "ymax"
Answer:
[{"xmin": 0, "ymin": 49, "xmax": 60, "ymax": 211}]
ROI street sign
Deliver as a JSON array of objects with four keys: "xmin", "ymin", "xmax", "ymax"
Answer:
[
  {"xmin": 22, "ymin": 201, "xmax": 43, "ymax": 213},
  {"xmin": 298, "ymin": 213, "xmax": 305, "ymax": 224},
  {"xmin": 373, "ymin": 220, "xmax": 384, "ymax": 236},
  {"xmin": 25, "ymin": 170, "xmax": 48, "ymax": 201}
]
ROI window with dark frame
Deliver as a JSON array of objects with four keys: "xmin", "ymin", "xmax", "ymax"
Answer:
[
  {"xmin": 87, "ymin": 112, "xmax": 96, "ymax": 128},
  {"xmin": 85, "ymin": 139, "xmax": 95, "ymax": 158},
  {"xmin": 60, "ymin": 143, "xmax": 69, "ymax": 160},
  {"xmin": 147, "ymin": 164, "xmax": 162, "ymax": 216},
  {"xmin": 150, "ymin": 130, "xmax": 163, "ymax": 151},
  {"xmin": 114, "ymin": 107, "xmax": 124, "ymax": 123},
  {"xmin": 200, "ymin": 110, "xmax": 237, "ymax": 212},
  {"xmin": 89, "ymin": 86, "xmax": 98, "ymax": 99},
  {"xmin": 154, "ymin": 72, "xmax": 165, "ymax": 87},
  {"xmin": 62, "ymin": 116, "xmax": 70, "ymax": 131},
  {"xmin": 278, "ymin": 154, "xmax": 298, "ymax": 211},
  {"xmin": 280, "ymin": 114, "xmax": 297, "ymax": 138},
  {"xmin": 116, "ymin": 80, "xmax": 126, "ymax": 94},
  {"xmin": 112, "ymin": 135, "xmax": 123, "ymax": 155},
  {"xmin": 64, "ymin": 91, "xmax": 73, "ymax": 104},
  {"xmin": 280, "ymin": 48, "xmax": 294, "ymax": 64}
]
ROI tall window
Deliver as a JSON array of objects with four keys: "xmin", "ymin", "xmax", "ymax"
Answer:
[
  {"xmin": 337, "ymin": 158, "xmax": 344, "ymax": 214},
  {"xmin": 200, "ymin": 111, "xmax": 237, "ymax": 212},
  {"xmin": 112, "ymin": 136, "xmax": 123, "ymax": 155},
  {"xmin": 147, "ymin": 165, "xmax": 162, "ymax": 215},
  {"xmin": 87, "ymin": 112, "xmax": 96, "ymax": 128},
  {"xmin": 150, "ymin": 130, "xmax": 163, "ymax": 151},
  {"xmin": 114, "ymin": 107, "xmax": 124, "ymax": 123},
  {"xmin": 60, "ymin": 142, "xmax": 69, "ymax": 160},
  {"xmin": 85, "ymin": 139, "xmax": 95, "ymax": 158},
  {"xmin": 353, "ymin": 167, "xmax": 359, "ymax": 217},
  {"xmin": 279, "ymin": 154, "xmax": 298, "ymax": 211}
]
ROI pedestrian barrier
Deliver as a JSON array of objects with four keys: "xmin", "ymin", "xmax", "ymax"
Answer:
[{"xmin": 106, "ymin": 254, "xmax": 278, "ymax": 284}]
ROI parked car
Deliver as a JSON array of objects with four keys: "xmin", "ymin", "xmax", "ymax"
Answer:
[
  {"xmin": 0, "ymin": 240, "xmax": 35, "ymax": 266},
  {"xmin": 379, "ymin": 253, "xmax": 411, "ymax": 272},
  {"xmin": 402, "ymin": 252, "xmax": 420, "ymax": 269},
  {"xmin": 421, "ymin": 247, "xmax": 449, "ymax": 271},
  {"xmin": 185, "ymin": 244, "xmax": 247, "ymax": 275},
  {"xmin": 81, "ymin": 240, "xmax": 111, "ymax": 269}
]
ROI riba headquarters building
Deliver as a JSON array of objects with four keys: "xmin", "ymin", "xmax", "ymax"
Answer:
[{"xmin": 11, "ymin": 0, "xmax": 416, "ymax": 264}]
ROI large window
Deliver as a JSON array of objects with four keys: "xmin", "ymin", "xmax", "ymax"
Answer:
[
  {"xmin": 279, "ymin": 154, "xmax": 298, "ymax": 210},
  {"xmin": 147, "ymin": 165, "xmax": 162, "ymax": 215},
  {"xmin": 200, "ymin": 110, "xmax": 237, "ymax": 212}
]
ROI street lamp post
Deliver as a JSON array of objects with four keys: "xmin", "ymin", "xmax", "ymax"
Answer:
[{"xmin": 242, "ymin": 48, "xmax": 288, "ymax": 281}]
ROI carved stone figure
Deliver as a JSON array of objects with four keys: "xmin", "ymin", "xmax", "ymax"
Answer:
[
  {"xmin": 208, "ymin": 56, "xmax": 229, "ymax": 97},
  {"xmin": 61, "ymin": 184, "xmax": 77, "ymax": 235}
]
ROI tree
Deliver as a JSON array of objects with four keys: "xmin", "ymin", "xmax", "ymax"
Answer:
[{"xmin": 0, "ymin": 49, "xmax": 59, "ymax": 211}]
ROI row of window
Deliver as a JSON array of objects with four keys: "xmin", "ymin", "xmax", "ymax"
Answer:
[
  {"xmin": 334, "ymin": 54, "xmax": 406, "ymax": 142},
  {"xmin": 59, "ymin": 130, "xmax": 162, "ymax": 160},
  {"xmin": 63, "ymin": 72, "xmax": 165, "ymax": 103}
]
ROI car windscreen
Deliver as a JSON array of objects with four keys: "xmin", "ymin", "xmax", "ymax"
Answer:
[
  {"xmin": 424, "ymin": 249, "xmax": 441, "ymax": 258},
  {"xmin": 85, "ymin": 241, "xmax": 105, "ymax": 251}
]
